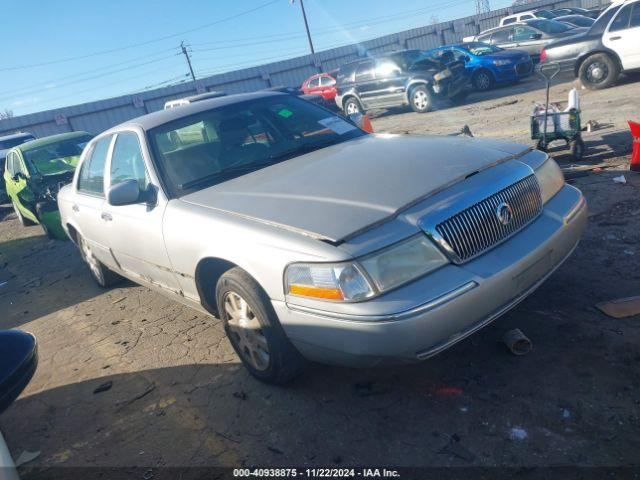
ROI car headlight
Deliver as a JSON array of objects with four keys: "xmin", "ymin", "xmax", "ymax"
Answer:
[
  {"xmin": 285, "ymin": 235, "xmax": 448, "ymax": 302},
  {"xmin": 535, "ymin": 157, "xmax": 564, "ymax": 203},
  {"xmin": 493, "ymin": 59, "xmax": 512, "ymax": 66},
  {"xmin": 433, "ymin": 69, "xmax": 452, "ymax": 82}
]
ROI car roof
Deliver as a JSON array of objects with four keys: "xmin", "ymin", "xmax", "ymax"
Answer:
[
  {"xmin": 0, "ymin": 132, "xmax": 34, "ymax": 142},
  {"xmin": 104, "ymin": 91, "xmax": 286, "ymax": 133},
  {"xmin": 16, "ymin": 131, "xmax": 92, "ymax": 153}
]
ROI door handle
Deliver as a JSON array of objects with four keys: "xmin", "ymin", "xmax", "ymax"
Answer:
[
  {"xmin": 72, "ymin": 204, "xmax": 79, "ymax": 212},
  {"xmin": 101, "ymin": 212, "xmax": 113, "ymax": 222},
  {"xmin": 609, "ymin": 36, "xmax": 621, "ymax": 41}
]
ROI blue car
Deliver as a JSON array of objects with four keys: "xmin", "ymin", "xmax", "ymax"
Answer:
[{"xmin": 430, "ymin": 42, "xmax": 533, "ymax": 92}]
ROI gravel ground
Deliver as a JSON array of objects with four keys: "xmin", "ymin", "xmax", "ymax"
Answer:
[{"xmin": 0, "ymin": 73, "xmax": 638, "ymax": 477}]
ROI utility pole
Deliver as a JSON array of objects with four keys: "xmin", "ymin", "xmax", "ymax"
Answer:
[
  {"xmin": 475, "ymin": 0, "xmax": 490, "ymax": 14},
  {"xmin": 180, "ymin": 41, "xmax": 197, "ymax": 83},
  {"xmin": 292, "ymin": 0, "xmax": 320, "ymax": 72}
]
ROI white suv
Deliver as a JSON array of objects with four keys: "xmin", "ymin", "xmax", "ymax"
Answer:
[{"xmin": 499, "ymin": 9, "xmax": 557, "ymax": 26}]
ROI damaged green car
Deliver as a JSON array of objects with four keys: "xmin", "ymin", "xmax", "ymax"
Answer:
[{"xmin": 3, "ymin": 131, "xmax": 93, "ymax": 239}]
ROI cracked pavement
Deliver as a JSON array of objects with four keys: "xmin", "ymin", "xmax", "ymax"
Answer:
[{"xmin": 0, "ymin": 75, "xmax": 639, "ymax": 474}]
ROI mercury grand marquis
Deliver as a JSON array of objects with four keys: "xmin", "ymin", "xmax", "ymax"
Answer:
[{"xmin": 58, "ymin": 92, "xmax": 587, "ymax": 384}]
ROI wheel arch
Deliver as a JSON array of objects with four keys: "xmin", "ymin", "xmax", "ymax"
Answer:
[
  {"xmin": 194, "ymin": 256, "xmax": 272, "ymax": 317},
  {"xmin": 574, "ymin": 49, "xmax": 622, "ymax": 77}
]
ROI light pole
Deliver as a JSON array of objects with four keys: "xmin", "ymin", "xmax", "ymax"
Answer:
[{"xmin": 292, "ymin": 0, "xmax": 320, "ymax": 72}]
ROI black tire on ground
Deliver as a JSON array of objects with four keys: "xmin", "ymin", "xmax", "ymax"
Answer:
[
  {"xmin": 570, "ymin": 137, "xmax": 585, "ymax": 161},
  {"xmin": 216, "ymin": 267, "xmax": 307, "ymax": 384},
  {"xmin": 472, "ymin": 69, "xmax": 494, "ymax": 92},
  {"xmin": 343, "ymin": 97, "xmax": 363, "ymax": 115},
  {"xmin": 78, "ymin": 235, "xmax": 123, "ymax": 288},
  {"xmin": 409, "ymin": 85, "xmax": 432, "ymax": 113},
  {"xmin": 578, "ymin": 53, "xmax": 620, "ymax": 90}
]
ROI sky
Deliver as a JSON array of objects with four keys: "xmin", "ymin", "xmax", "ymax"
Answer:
[{"xmin": 2, "ymin": 0, "xmax": 512, "ymax": 117}]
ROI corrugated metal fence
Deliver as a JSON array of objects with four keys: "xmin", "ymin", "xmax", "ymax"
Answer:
[{"xmin": 0, "ymin": 0, "xmax": 604, "ymax": 138}]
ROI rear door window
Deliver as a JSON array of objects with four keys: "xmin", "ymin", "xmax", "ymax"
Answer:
[
  {"xmin": 610, "ymin": 3, "xmax": 633, "ymax": 31},
  {"xmin": 631, "ymin": 3, "xmax": 640, "ymax": 28},
  {"xmin": 78, "ymin": 136, "xmax": 112, "ymax": 196},
  {"xmin": 320, "ymin": 76, "xmax": 335, "ymax": 86},
  {"xmin": 308, "ymin": 77, "xmax": 320, "ymax": 88},
  {"xmin": 355, "ymin": 61, "xmax": 374, "ymax": 82}
]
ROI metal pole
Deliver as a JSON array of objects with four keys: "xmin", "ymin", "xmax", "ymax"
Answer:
[
  {"xmin": 180, "ymin": 41, "xmax": 197, "ymax": 83},
  {"xmin": 298, "ymin": 0, "xmax": 320, "ymax": 71}
]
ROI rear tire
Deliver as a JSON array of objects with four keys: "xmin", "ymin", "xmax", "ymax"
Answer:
[
  {"xmin": 12, "ymin": 201, "xmax": 35, "ymax": 226},
  {"xmin": 472, "ymin": 70, "xmax": 494, "ymax": 92},
  {"xmin": 78, "ymin": 235, "xmax": 122, "ymax": 288},
  {"xmin": 409, "ymin": 85, "xmax": 432, "ymax": 113},
  {"xmin": 216, "ymin": 267, "xmax": 307, "ymax": 384},
  {"xmin": 578, "ymin": 53, "xmax": 619, "ymax": 90}
]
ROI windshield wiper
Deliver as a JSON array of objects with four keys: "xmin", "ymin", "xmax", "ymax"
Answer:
[
  {"xmin": 268, "ymin": 139, "xmax": 340, "ymax": 162},
  {"xmin": 179, "ymin": 163, "xmax": 266, "ymax": 190}
]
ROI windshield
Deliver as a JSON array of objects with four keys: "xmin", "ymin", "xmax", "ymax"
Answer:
[
  {"xmin": 559, "ymin": 16, "xmax": 594, "ymax": 27},
  {"xmin": 0, "ymin": 135, "xmax": 35, "ymax": 150},
  {"xmin": 24, "ymin": 135, "xmax": 92, "ymax": 175},
  {"xmin": 149, "ymin": 95, "xmax": 367, "ymax": 197},
  {"xmin": 461, "ymin": 42, "xmax": 502, "ymax": 56},
  {"xmin": 535, "ymin": 10, "xmax": 557, "ymax": 19},
  {"xmin": 527, "ymin": 19, "xmax": 572, "ymax": 34}
]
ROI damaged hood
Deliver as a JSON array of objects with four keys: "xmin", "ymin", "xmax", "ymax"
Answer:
[{"xmin": 180, "ymin": 134, "xmax": 530, "ymax": 242}]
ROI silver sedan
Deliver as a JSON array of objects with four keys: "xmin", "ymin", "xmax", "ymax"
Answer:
[{"xmin": 58, "ymin": 92, "xmax": 587, "ymax": 384}]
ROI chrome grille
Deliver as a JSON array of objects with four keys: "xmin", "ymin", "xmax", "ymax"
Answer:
[{"xmin": 435, "ymin": 175, "xmax": 542, "ymax": 263}]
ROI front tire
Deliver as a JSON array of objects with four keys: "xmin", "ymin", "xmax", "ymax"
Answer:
[
  {"xmin": 472, "ymin": 70, "xmax": 494, "ymax": 91},
  {"xmin": 78, "ymin": 235, "xmax": 122, "ymax": 288},
  {"xmin": 578, "ymin": 53, "xmax": 619, "ymax": 90},
  {"xmin": 409, "ymin": 85, "xmax": 432, "ymax": 113},
  {"xmin": 343, "ymin": 97, "xmax": 363, "ymax": 115},
  {"xmin": 12, "ymin": 201, "xmax": 35, "ymax": 226},
  {"xmin": 216, "ymin": 267, "xmax": 307, "ymax": 384}
]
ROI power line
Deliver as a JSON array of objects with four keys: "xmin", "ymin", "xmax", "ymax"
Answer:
[{"xmin": 0, "ymin": 0, "xmax": 279, "ymax": 72}]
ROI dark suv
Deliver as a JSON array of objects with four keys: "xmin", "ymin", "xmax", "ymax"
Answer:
[{"xmin": 334, "ymin": 50, "xmax": 470, "ymax": 114}]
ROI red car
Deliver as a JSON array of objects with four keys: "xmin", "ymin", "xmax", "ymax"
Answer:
[{"xmin": 300, "ymin": 73, "xmax": 337, "ymax": 101}]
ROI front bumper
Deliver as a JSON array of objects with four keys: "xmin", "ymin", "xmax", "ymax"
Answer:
[
  {"xmin": 274, "ymin": 184, "xmax": 587, "ymax": 367},
  {"xmin": 494, "ymin": 60, "xmax": 533, "ymax": 82}
]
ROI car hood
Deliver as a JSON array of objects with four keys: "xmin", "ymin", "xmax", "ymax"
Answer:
[{"xmin": 180, "ymin": 135, "xmax": 530, "ymax": 242}]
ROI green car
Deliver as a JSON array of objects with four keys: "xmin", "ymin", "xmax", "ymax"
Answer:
[{"xmin": 3, "ymin": 131, "xmax": 93, "ymax": 239}]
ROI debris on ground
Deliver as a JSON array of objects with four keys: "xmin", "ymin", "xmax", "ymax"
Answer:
[
  {"xmin": 484, "ymin": 99, "xmax": 519, "ymax": 110},
  {"xmin": 613, "ymin": 175, "xmax": 627, "ymax": 184},
  {"xmin": 508, "ymin": 427, "xmax": 529, "ymax": 441},
  {"xmin": 116, "ymin": 383, "xmax": 156, "ymax": 410},
  {"xmin": 232, "ymin": 391, "xmax": 247, "ymax": 400},
  {"xmin": 596, "ymin": 296, "xmax": 640, "ymax": 319},
  {"xmin": 93, "ymin": 381, "xmax": 113, "ymax": 394},
  {"xmin": 562, "ymin": 409, "xmax": 571, "ymax": 419},
  {"xmin": 267, "ymin": 446, "xmax": 283, "ymax": 455},
  {"xmin": 502, "ymin": 328, "xmax": 533, "ymax": 356},
  {"xmin": 111, "ymin": 296, "xmax": 127, "ymax": 304},
  {"xmin": 15, "ymin": 450, "xmax": 41, "ymax": 467},
  {"xmin": 585, "ymin": 120, "xmax": 599, "ymax": 132}
]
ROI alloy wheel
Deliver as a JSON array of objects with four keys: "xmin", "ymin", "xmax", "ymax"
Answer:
[
  {"xmin": 586, "ymin": 61, "xmax": 608, "ymax": 85},
  {"xmin": 413, "ymin": 90, "xmax": 429, "ymax": 110},
  {"xmin": 476, "ymin": 73, "xmax": 490, "ymax": 91},
  {"xmin": 224, "ymin": 291, "xmax": 270, "ymax": 371},
  {"xmin": 346, "ymin": 101, "xmax": 360, "ymax": 115}
]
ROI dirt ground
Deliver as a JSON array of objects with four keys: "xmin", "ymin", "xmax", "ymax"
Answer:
[{"xmin": 0, "ymin": 74, "xmax": 639, "ymax": 476}]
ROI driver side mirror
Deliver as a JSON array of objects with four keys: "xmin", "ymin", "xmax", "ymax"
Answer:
[
  {"xmin": 107, "ymin": 179, "xmax": 141, "ymax": 206},
  {"xmin": 463, "ymin": 55, "xmax": 471, "ymax": 62}
]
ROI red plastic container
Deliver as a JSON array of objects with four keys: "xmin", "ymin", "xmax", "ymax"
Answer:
[{"xmin": 629, "ymin": 120, "xmax": 640, "ymax": 172}]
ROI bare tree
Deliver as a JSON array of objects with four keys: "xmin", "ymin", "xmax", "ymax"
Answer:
[{"xmin": 0, "ymin": 109, "xmax": 14, "ymax": 120}]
